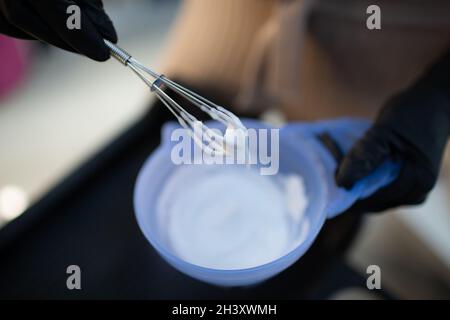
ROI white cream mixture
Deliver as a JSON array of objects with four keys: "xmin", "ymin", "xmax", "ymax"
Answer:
[{"xmin": 156, "ymin": 166, "xmax": 310, "ymax": 270}]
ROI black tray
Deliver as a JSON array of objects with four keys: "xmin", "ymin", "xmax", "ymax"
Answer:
[{"xmin": 0, "ymin": 98, "xmax": 364, "ymax": 299}]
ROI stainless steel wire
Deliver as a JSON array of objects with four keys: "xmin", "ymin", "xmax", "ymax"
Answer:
[{"xmin": 104, "ymin": 39, "xmax": 247, "ymax": 156}]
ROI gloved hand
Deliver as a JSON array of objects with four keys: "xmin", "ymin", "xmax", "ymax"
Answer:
[
  {"xmin": 336, "ymin": 51, "xmax": 450, "ymax": 213},
  {"xmin": 0, "ymin": 0, "xmax": 116, "ymax": 61}
]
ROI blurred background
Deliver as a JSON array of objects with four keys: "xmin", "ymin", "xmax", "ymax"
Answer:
[
  {"xmin": 0, "ymin": 0, "xmax": 177, "ymax": 222},
  {"xmin": 0, "ymin": 0, "xmax": 449, "ymax": 299}
]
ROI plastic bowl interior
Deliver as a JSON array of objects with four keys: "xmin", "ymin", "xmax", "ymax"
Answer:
[{"xmin": 134, "ymin": 120, "xmax": 329, "ymax": 286}]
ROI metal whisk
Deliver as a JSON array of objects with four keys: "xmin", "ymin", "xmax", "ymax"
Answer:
[{"xmin": 104, "ymin": 39, "xmax": 247, "ymax": 156}]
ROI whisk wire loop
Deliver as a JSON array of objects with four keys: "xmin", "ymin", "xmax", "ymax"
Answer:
[{"xmin": 104, "ymin": 39, "xmax": 247, "ymax": 156}]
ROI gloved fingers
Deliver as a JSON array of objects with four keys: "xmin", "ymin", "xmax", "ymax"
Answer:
[
  {"xmin": 79, "ymin": 0, "xmax": 117, "ymax": 43},
  {"xmin": 336, "ymin": 126, "xmax": 393, "ymax": 189},
  {"xmin": 28, "ymin": 0, "xmax": 111, "ymax": 61},
  {"xmin": 0, "ymin": 10, "xmax": 35, "ymax": 39},
  {"xmin": 344, "ymin": 161, "xmax": 432, "ymax": 214},
  {"xmin": 1, "ymin": 0, "xmax": 78, "ymax": 52}
]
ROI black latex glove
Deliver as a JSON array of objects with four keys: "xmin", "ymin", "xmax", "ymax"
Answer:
[
  {"xmin": 336, "ymin": 51, "xmax": 450, "ymax": 213},
  {"xmin": 0, "ymin": 0, "xmax": 117, "ymax": 61}
]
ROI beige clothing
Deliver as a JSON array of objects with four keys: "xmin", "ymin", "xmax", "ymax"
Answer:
[{"xmin": 161, "ymin": 0, "xmax": 450, "ymax": 120}]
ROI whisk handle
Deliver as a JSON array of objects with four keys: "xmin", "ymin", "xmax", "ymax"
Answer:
[{"xmin": 104, "ymin": 39, "xmax": 132, "ymax": 66}]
